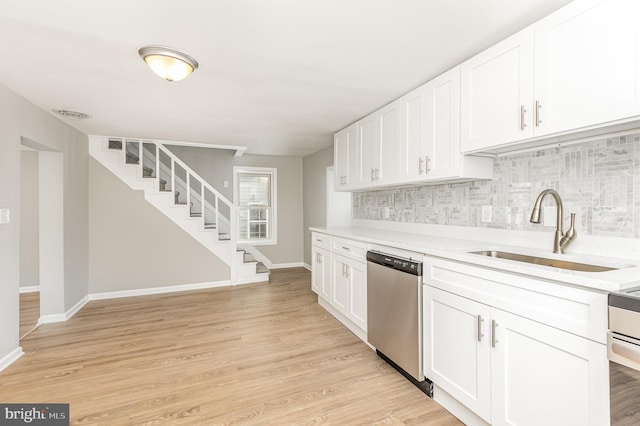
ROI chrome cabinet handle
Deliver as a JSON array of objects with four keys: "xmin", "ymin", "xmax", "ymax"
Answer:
[
  {"xmin": 375, "ymin": 168, "xmax": 380, "ymax": 180},
  {"xmin": 520, "ymin": 105, "xmax": 527, "ymax": 131},
  {"xmin": 535, "ymin": 100, "xmax": 542, "ymax": 127},
  {"xmin": 477, "ymin": 315, "xmax": 484, "ymax": 342},
  {"xmin": 419, "ymin": 157, "xmax": 424, "ymax": 175},
  {"xmin": 342, "ymin": 246, "xmax": 351, "ymax": 251},
  {"xmin": 491, "ymin": 320, "xmax": 499, "ymax": 348},
  {"xmin": 345, "ymin": 264, "xmax": 351, "ymax": 278},
  {"xmin": 425, "ymin": 156, "xmax": 431, "ymax": 173}
]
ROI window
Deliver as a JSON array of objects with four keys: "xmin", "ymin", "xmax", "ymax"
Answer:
[{"xmin": 233, "ymin": 167, "xmax": 276, "ymax": 244}]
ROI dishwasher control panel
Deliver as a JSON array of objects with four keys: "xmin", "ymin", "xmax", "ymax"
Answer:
[{"xmin": 366, "ymin": 251, "xmax": 422, "ymax": 276}]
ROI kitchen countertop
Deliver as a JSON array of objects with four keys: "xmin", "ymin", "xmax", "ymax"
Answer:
[{"xmin": 310, "ymin": 226, "xmax": 640, "ymax": 293}]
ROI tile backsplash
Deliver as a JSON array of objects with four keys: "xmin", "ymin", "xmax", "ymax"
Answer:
[{"xmin": 353, "ymin": 132, "xmax": 640, "ymax": 239}]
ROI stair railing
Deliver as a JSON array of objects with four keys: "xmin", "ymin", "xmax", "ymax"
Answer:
[
  {"xmin": 154, "ymin": 142, "xmax": 239, "ymax": 283},
  {"xmin": 116, "ymin": 138, "xmax": 237, "ymax": 244},
  {"xmin": 161, "ymin": 144, "xmax": 236, "ymax": 239}
]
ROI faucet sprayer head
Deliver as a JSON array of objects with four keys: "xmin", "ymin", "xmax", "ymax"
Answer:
[{"xmin": 529, "ymin": 207, "xmax": 542, "ymax": 224}]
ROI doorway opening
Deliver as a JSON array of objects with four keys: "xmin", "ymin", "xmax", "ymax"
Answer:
[
  {"xmin": 19, "ymin": 137, "xmax": 65, "ymax": 340},
  {"xmin": 20, "ymin": 146, "xmax": 40, "ymax": 339}
]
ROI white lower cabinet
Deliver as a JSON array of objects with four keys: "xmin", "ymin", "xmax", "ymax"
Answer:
[
  {"xmin": 311, "ymin": 245, "xmax": 331, "ymax": 300},
  {"xmin": 424, "ymin": 257, "xmax": 609, "ymax": 426},
  {"xmin": 426, "ymin": 287, "xmax": 492, "ymax": 421},
  {"xmin": 311, "ymin": 232, "xmax": 368, "ymax": 339},
  {"xmin": 490, "ymin": 308, "xmax": 608, "ymax": 426},
  {"xmin": 331, "ymin": 254, "xmax": 367, "ymax": 331}
]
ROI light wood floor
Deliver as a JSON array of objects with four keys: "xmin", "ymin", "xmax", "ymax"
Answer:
[
  {"xmin": 19, "ymin": 291, "xmax": 40, "ymax": 339},
  {"xmin": 2, "ymin": 268, "xmax": 461, "ymax": 425}
]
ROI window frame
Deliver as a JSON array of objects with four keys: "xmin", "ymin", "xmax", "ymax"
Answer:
[{"xmin": 233, "ymin": 166, "xmax": 277, "ymax": 245}]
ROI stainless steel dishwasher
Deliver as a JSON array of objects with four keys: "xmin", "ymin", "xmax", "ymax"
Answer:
[{"xmin": 367, "ymin": 250, "xmax": 431, "ymax": 396}]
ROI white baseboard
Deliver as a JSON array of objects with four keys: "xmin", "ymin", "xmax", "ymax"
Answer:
[
  {"xmin": 236, "ymin": 275, "xmax": 270, "ymax": 285},
  {"xmin": 302, "ymin": 263, "xmax": 311, "ymax": 271},
  {"xmin": 270, "ymin": 262, "xmax": 306, "ymax": 269},
  {"xmin": 34, "ymin": 278, "xmax": 271, "ymax": 325},
  {"xmin": 0, "ymin": 347, "xmax": 24, "ymax": 373},
  {"xmin": 39, "ymin": 295, "xmax": 90, "ymax": 324},
  {"xmin": 19, "ymin": 286, "xmax": 40, "ymax": 294},
  {"xmin": 89, "ymin": 279, "xmax": 234, "ymax": 301}
]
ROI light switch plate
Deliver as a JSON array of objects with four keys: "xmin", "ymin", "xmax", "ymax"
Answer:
[{"xmin": 0, "ymin": 208, "xmax": 9, "ymax": 224}]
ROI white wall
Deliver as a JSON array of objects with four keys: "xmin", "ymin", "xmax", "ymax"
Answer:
[
  {"xmin": 0, "ymin": 83, "xmax": 89, "ymax": 364},
  {"xmin": 302, "ymin": 145, "xmax": 334, "ymax": 266},
  {"xmin": 88, "ymin": 158, "xmax": 230, "ymax": 292}
]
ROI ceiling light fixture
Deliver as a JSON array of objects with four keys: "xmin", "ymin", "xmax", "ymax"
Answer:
[{"xmin": 138, "ymin": 46, "xmax": 199, "ymax": 82}]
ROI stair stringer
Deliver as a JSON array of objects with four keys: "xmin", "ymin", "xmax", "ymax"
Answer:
[{"xmin": 89, "ymin": 136, "xmax": 268, "ymax": 284}]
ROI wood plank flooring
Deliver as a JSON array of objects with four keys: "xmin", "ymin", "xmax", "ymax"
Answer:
[
  {"xmin": 2, "ymin": 268, "xmax": 461, "ymax": 425},
  {"xmin": 19, "ymin": 291, "xmax": 40, "ymax": 339}
]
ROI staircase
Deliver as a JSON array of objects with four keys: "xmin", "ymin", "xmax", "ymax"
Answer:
[{"xmin": 89, "ymin": 136, "xmax": 269, "ymax": 284}]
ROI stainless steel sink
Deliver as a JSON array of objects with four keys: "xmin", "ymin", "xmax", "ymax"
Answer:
[{"xmin": 469, "ymin": 250, "xmax": 629, "ymax": 272}]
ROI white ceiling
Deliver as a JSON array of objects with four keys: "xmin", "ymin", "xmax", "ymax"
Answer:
[{"xmin": 0, "ymin": 0, "xmax": 573, "ymax": 156}]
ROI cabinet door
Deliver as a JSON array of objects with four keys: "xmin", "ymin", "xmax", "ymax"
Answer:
[
  {"xmin": 347, "ymin": 259, "xmax": 367, "ymax": 331},
  {"xmin": 490, "ymin": 308, "xmax": 609, "ymax": 426},
  {"xmin": 424, "ymin": 66, "xmax": 462, "ymax": 179},
  {"xmin": 534, "ymin": 0, "xmax": 640, "ymax": 137},
  {"xmin": 311, "ymin": 246, "xmax": 331, "ymax": 300},
  {"xmin": 424, "ymin": 286, "xmax": 492, "ymax": 423},
  {"xmin": 333, "ymin": 124, "xmax": 358, "ymax": 190},
  {"xmin": 357, "ymin": 112, "xmax": 378, "ymax": 186},
  {"xmin": 461, "ymin": 26, "xmax": 535, "ymax": 153},
  {"xmin": 375, "ymin": 100, "xmax": 401, "ymax": 185},
  {"xmin": 331, "ymin": 255, "xmax": 351, "ymax": 316},
  {"xmin": 400, "ymin": 85, "xmax": 428, "ymax": 182}
]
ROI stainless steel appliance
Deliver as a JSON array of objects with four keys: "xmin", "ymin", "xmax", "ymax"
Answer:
[
  {"xmin": 366, "ymin": 250, "xmax": 431, "ymax": 396},
  {"xmin": 608, "ymin": 290, "xmax": 640, "ymax": 425}
]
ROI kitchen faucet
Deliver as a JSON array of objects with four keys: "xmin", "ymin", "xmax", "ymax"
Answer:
[{"xmin": 529, "ymin": 189, "xmax": 576, "ymax": 254}]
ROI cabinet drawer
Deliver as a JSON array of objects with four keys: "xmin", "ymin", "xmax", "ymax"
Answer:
[
  {"xmin": 424, "ymin": 256, "xmax": 608, "ymax": 344},
  {"xmin": 311, "ymin": 232, "xmax": 331, "ymax": 250},
  {"xmin": 332, "ymin": 237, "xmax": 368, "ymax": 262}
]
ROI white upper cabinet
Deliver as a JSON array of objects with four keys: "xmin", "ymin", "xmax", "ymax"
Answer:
[
  {"xmin": 461, "ymin": 0, "xmax": 640, "ymax": 153},
  {"xmin": 460, "ymin": 27, "xmax": 535, "ymax": 153},
  {"xmin": 534, "ymin": 0, "xmax": 640, "ymax": 136},
  {"xmin": 424, "ymin": 67, "xmax": 461, "ymax": 179},
  {"xmin": 401, "ymin": 66, "xmax": 493, "ymax": 183},
  {"xmin": 399, "ymin": 84, "xmax": 427, "ymax": 182},
  {"xmin": 337, "ymin": 0, "xmax": 640, "ymax": 185},
  {"xmin": 334, "ymin": 124, "xmax": 358, "ymax": 191},
  {"xmin": 356, "ymin": 112, "xmax": 378, "ymax": 186},
  {"xmin": 375, "ymin": 100, "xmax": 401, "ymax": 185},
  {"xmin": 356, "ymin": 101, "xmax": 401, "ymax": 188}
]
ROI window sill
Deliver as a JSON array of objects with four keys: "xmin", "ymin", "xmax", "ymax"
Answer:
[{"xmin": 238, "ymin": 239, "xmax": 277, "ymax": 246}]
